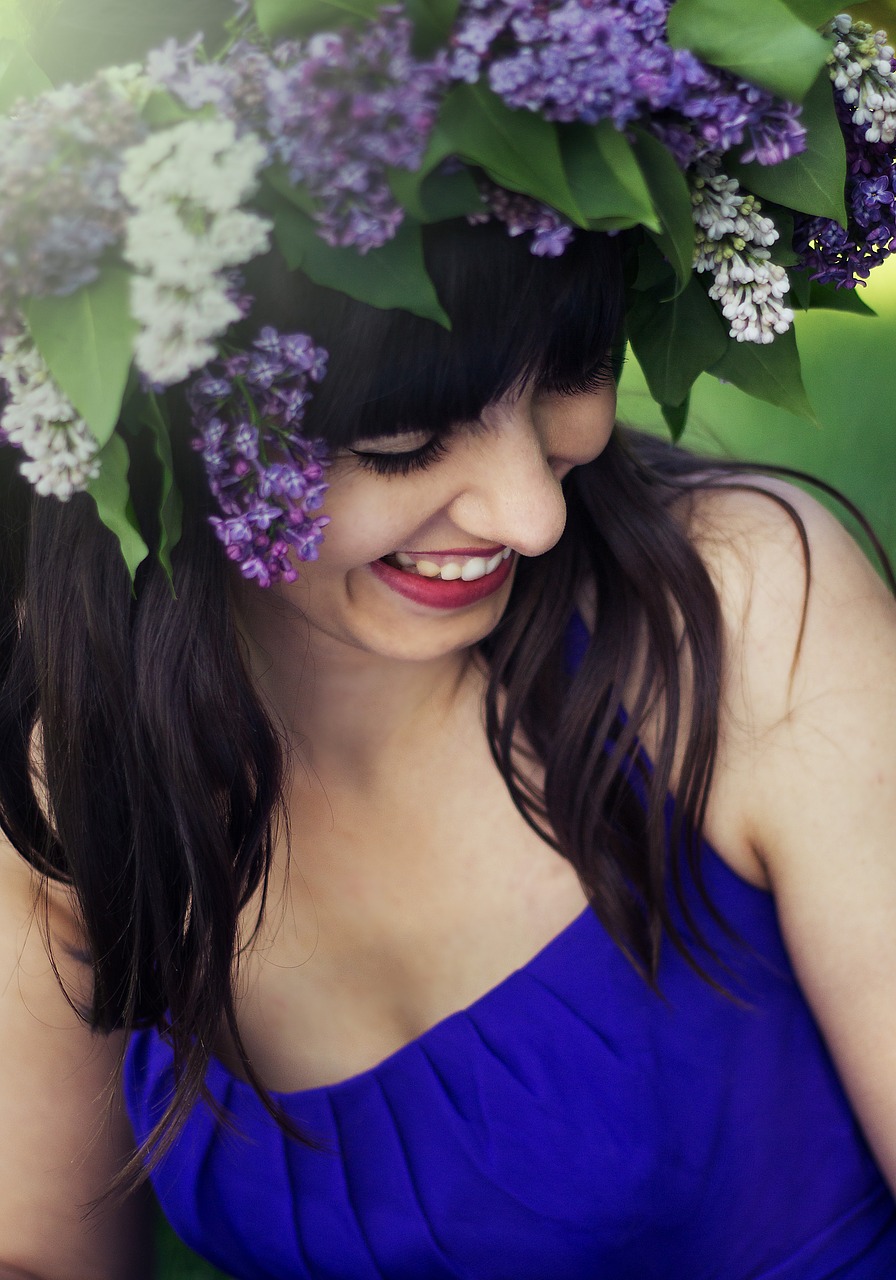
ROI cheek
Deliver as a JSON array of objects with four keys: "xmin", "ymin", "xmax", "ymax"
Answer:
[
  {"xmin": 545, "ymin": 391, "xmax": 617, "ymax": 468},
  {"xmin": 310, "ymin": 470, "xmax": 423, "ymax": 569}
]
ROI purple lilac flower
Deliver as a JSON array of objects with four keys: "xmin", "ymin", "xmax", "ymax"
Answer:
[
  {"xmin": 146, "ymin": 34, "xmax": 274, "ymax": 137},
  {"xmin": 189, "ymin": 327, "xmax": 331, "ymax": 586},
  {"xmin": 469, "ymin": 178, "xmax": 575, "ymax": 256},
  {"xmin": 262, "ymin": 6, "xmax": 450, "ymax": 252},
  {"xmin": 0, "ymin": 77, "xmax": 147, "ymax": 330},
  {"xmin": 794, "ymin": 90, "xmax": 896, "ymax": 287},
  {"xmin": 451, "ymin": 0, "xmax": 807, "ymax": 170},
  {"xmin": 146, "ymin": 35, "xmax": 239, "ymax": 112}
]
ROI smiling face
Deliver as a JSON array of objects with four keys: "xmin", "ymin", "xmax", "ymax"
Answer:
[
  {"xmin": 237, "ymin": 219, "xmax": 624, "ymax": 665},
  {"xmin": 271, "ymin": 376, "xmax": 617, "ymax": 663}
]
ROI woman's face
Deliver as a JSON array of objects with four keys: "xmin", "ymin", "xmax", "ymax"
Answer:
[{"xmin": 275, "ymin": 378, "xmax": 617, "ymax": 664}]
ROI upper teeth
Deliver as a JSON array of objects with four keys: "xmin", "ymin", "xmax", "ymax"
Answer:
[{"xmin": 393, "ymin": 546, "xmax": 511, "ymax": 581}]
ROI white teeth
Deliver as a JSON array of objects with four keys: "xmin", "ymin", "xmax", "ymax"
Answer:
[
  {"xmin": 461, "ymin": 557, "xmax": 488, "ymax": 582},
  {"xmin": 414, "ymin": 559, "xmax": 441, "ymax": 578},
  {"xmin": 390, "ymin": 547, "xmax": 513, "ymax": 580}
]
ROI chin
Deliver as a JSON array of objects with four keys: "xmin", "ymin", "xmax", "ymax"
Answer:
[{"xmin": 350, "ymin": 595, "xmax": 512, "ymax": 664}]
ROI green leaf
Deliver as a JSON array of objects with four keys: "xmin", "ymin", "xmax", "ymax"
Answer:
[
  {"xmin": 253, "ymin": 0, "xmax": 379, "ymax": 39},
  {"xmin": 632, "ymin": 241, "xmax": 677, "ymax": 292},
  {"xmin": 561, "ymin": 121, "xmax": 659, "ymax": 232},
  {"xmin": 87, "ymin": 434, "xmax": 149, "ymax": 583},
  {"xmin": 262, "ymin": 163, "xmax": 319, "ymax": 217},
  {"xmin": 388, "ymin": 162, "xmax": 482, "ymax": 223},
  {"xmin": 626, "ymin": 278, "xmax": 728, "ymax": 407},
  {"xmin": 145, "ymin": 394, "xmax": 184, "ymax": 588},
  {"xmin": 437, "ymin": 83, "xmax": 588, "ymax": 227},
  {"xmin": 141, "ymin": 88, "xmax": 204, "ymax": 128},
  {"xmin": 25, "ymin": 266, "xmax": 137, "ymax": 448},
  {"xmin": 731, "ymin": 70, "xmax": 847, "ymax": 225},
  {"xmin": 789, "ymin": 267, "xmax": 812, "ymax": 309},
  {"xmin": 630, "ymin": 128, "xmax": 695, "ymax": 294},
  {"xmin": 0, "ymin": 39, "xmax": 52, "ymax": 111},
  {"xmin": 764, "ymin": 209, "xmax": 801, "ymax": 267},
  {"xmin": 662, "ymin": 394, "xmax": 691, "ymax": 440},
  {"xmin": 709, "ymin": 326, "xmax": 817, "ymax": 421},
  {"xmin": 271, "ymin": 196, "xmax": 450, "ymax": 326},
  {"xmin": 404, "ymin": 0, "xmax": 460, "ymax": 52},
  {"xmin": 261, "ymin": 162, "xmax": 320, "ymax": 217},
  {"xmin": 778, "ymin": 0, "xmax": 864, "ymax": 27},
  {"xmin": 808, "ymin": 281, "xmax": 876, "ymax": 315},
  {"xmin": 667, "ymin": 0, "xmax": 828, "ymax": 101},
  {"xmin": 586, "ymin": 215, "xmax": 651, "ymax": 231}
]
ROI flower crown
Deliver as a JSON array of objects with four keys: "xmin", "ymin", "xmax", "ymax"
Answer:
[{"xmin": 1, "ymin": 0, "xmax": 894, "ymax": 585}]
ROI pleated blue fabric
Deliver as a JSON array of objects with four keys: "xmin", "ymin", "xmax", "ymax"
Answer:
[{"xmin": 125, "ymin": 617, "xmax": 896, "ymax": 1278}]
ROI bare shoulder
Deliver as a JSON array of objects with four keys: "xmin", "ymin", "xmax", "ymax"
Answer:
[
  {"xmin": 669, "ymin": 476, "xmax": 896, "ymax": 887},
  {"xmin": 0, "ymin": 833, "xmax": 152, "ymax": 1279},
  {"xmin": 682, "ymin": 476, "xmax": 896, "ymax": 1191},
  {"xmin": 684, "ymin": 474, "xmax": 896, "ymax": 747},
  {"xmin": 686, "ymin": 471, "xmax": 891, "ymax": 629}
]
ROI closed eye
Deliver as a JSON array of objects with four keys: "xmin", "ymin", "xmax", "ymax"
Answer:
[
  {"xmin": 349, "ymin": 434, "xmax": 450, "ymax": 477},
  {"xmin": 535, "ymin": 356, "xmax": 618, "ymax": 397}
]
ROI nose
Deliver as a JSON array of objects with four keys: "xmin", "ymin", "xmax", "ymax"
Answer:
[{"xmin": 446, "ymin": 400, "xmax": 568, "ymax": 558}]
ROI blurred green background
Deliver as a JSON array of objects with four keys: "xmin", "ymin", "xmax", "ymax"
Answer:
[
  {"xmin": 618, "ymin": 256, "xmax": 896, "ymax": 574},
  {"xmin": 2, "ymin": 0, "xmax": 896, "ymax": 1275}
]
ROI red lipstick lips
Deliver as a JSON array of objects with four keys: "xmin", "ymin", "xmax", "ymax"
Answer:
[{"xmin": 369, "ymin": 550, "xmax": 515, "ymax": 609}]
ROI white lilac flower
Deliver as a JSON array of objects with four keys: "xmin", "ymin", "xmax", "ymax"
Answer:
[
  {"xmin": 120, "ymin": 118, "xmax": 272, "ymax": 386},
  {"xmin": 827, "ymin": 14, "xmax": 896, "ymax": 145},
  {"xmin": 691, "ymin": 168, "xmax": 794, "ymax": 344},
  {"xmin": 0, "ymin": 332, "xmax": 100, "ymax": 500}
]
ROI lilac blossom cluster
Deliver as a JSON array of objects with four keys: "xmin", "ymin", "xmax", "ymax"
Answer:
[
  {"xmin": 119, "ymin": 118, "xmax": 272, "ymax": 386},
  {"xmin": 469, "ymin": 178, "xmax": 575, "ymax": 255},
  {"xmin": 146, "ymin": 33, "xmax": 273, "ymax": 130},
  {"xmin": 150, "ymin": 8, "xmax": 449, "ymax": 255},
  {"xmin": 0, "ymin": 331, "xmax": 101, "ymax": 500},
  {"xmin": 0, "ymin": 72, "xmax": 147, "ymax": 331},
  {"xmin": 450, "ymin": 0, "xmax": 806, "ymax": 170},
  {"xmin": 264, "ymin": 8, "xmax": 449, "ymax": 252},
  {"xmin": 795, "ymin": 17, "xmax": 896, "ymax": 287},
  {"xmin": 147, "ymin": 34, "xmax": 241, "ymax": 115},
  {"xmin": 691, "ymin": 166, "xmax": 793, "ymax": 343},
  {"xmin": 189, "ymin": 327, "xmax": 331, "ymax": 586}
]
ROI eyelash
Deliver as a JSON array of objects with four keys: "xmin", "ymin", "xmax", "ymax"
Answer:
[
  {"xmin": 350, "ymin": 435, "xmax": 451, "ymax": 476},
  {"xmin": 537, "ymin": 364, "xmax": 615, "ymax": 397},
  {"xmin": 349, "ymin": 366, "xmax": 614, "ymax": 476}
]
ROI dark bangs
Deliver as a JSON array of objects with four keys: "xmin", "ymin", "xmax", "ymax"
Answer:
[{"xmin": 247, "ymin": 219, "xmax": 625, "ymax": 448}]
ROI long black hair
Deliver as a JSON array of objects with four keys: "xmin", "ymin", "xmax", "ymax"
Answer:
[{"xmin": 0, "ymin": 218, "xmax": 884, "ymax": 1184}]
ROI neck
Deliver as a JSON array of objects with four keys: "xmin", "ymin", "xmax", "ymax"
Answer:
[{"xmin": 235, "ymin": 587, "xmax": 483, "ymax": 789}]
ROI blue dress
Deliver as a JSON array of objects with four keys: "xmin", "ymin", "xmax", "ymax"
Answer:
[{"xmin": 125, "ymin": 623, "xmax": 896, "ymax": 1278}]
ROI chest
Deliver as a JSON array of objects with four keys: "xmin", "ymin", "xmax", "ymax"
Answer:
[
  {"xmin": 138, "ymin": 860, "xmax": 888, "ymax": 1280},
  {"xmin": 220, "ymin": 744, "xmax": 589, "ymax": 1092}
]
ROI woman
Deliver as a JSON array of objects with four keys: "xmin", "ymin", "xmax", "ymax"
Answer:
[{"xmin": 1, "ymin": 2, "xmax": 896, "ymax": 1277}]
